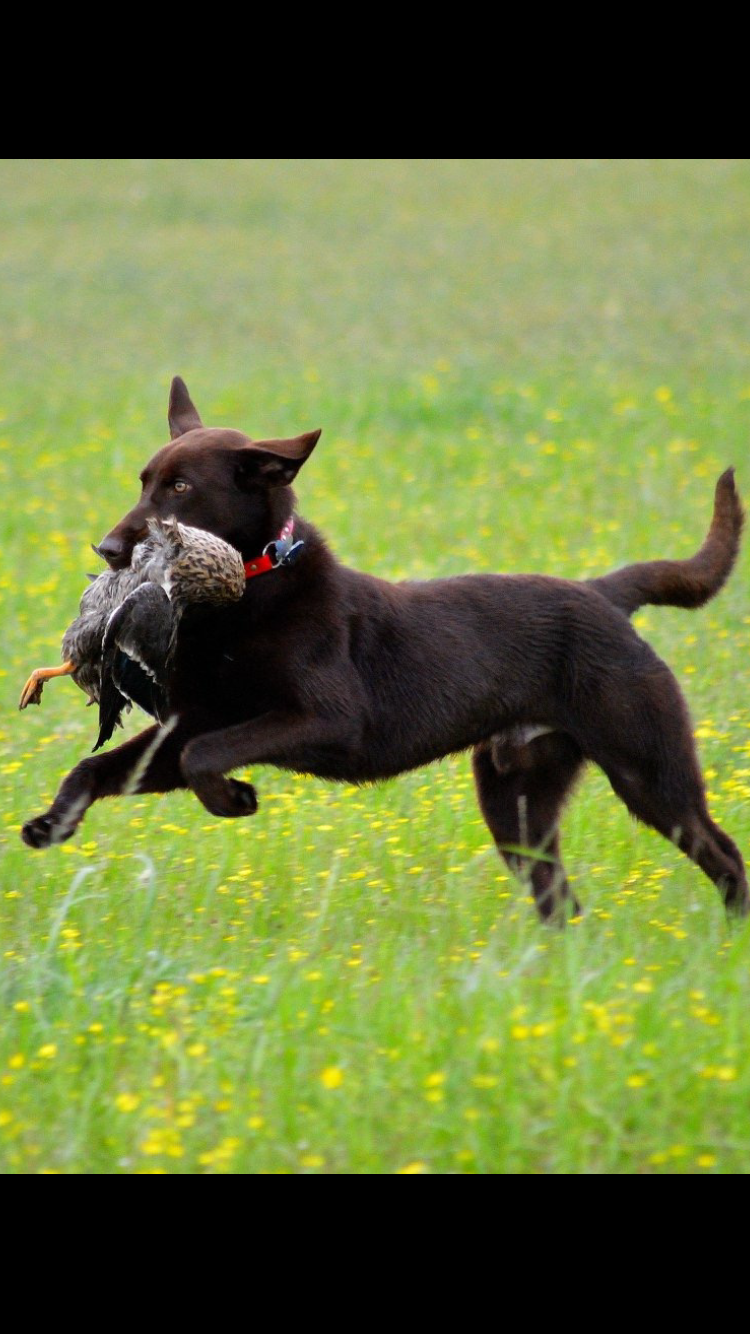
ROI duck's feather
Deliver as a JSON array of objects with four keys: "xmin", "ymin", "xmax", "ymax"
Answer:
[{"xmin": 94, "ymin": 583, "xmax": 174, "ymax": 751}]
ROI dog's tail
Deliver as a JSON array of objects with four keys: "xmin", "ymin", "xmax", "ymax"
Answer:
[{"xmin": 589, "ymin": 468, "xmax": 744, "ymax": 616}]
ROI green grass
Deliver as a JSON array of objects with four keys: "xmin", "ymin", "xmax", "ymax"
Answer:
[{"xmin": 1, "ymin": 159, "xmax": 750, "ymax": 1173}]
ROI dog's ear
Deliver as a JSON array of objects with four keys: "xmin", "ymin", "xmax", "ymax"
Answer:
[
  {"xmin": 235, "ymin": 430, "xmax": 321, "ymax": 488},
  {"xmin": 168, "ymin": 376, "xmax": 203, "ymax": 438}
]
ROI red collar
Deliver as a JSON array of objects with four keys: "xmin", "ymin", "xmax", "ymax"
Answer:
[{"xmin": 244, "ymin": 518, "xmax": 302, "ymax": 579}]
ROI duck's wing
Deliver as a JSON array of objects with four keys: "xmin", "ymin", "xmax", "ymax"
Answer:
[
  {"xmin": 94, "ymin": 583, "xmax": 174, "ymax": 751},
  {"xmin": 20, "ymin": 567, "xmax": 152, "ymax": 713}
]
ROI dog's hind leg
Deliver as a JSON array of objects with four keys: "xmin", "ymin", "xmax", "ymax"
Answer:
[
  {"xmin": 472, "ymin": 731, "xmax": 586, "ymax": 922},
  {"xmin": 602, "ymin": 755, "xmax": 749, "ymax": 916},
  {"xmin": 580, "ymin": 672, "xmax": 750, "ymax": 917}
]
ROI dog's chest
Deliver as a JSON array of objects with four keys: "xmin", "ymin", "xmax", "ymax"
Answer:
[{"xmin": 169, "ymin": 604, "xmax": 295, "ymax": 721}]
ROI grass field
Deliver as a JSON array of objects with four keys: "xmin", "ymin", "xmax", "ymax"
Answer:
[{"xmin": 1, "ymin": 159, "xmax": 750, "ymax": 1173}]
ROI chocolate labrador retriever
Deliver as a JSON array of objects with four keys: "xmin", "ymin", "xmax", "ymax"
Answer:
[{"xmin": 21, "ymin": 378, "xmax": 747, "ymax": 921}]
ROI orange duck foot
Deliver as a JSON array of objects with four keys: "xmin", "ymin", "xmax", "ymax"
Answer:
[{"xmin": 19, "ymin": 661, "xmax": 75, "ymax": 710}]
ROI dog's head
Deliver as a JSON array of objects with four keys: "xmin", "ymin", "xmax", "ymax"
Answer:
[{"xmin": 95, "ymin": 378, "xmax": 320, "ymax": 569}]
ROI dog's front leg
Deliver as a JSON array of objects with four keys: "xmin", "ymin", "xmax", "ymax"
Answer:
[
  {"xmin": 181, "ymin": 711, "xmax": 358, "ymax": 818},
  {"xmin": 22, "ymin": 719, "xmax": 191, "ymax": 849}
]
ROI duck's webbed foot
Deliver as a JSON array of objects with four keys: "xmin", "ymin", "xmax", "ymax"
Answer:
[{"xmin": 19, "ymin": 661, "xmax": 75, "ymax": 709}]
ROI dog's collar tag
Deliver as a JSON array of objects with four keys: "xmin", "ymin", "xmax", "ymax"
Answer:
[{"xmin": 244, "ymin": 518, "xmax": 304, "ymax": 579}]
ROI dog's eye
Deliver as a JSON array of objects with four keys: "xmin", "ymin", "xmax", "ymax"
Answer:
[{"xmin": 173, "ymin": 479, "xmax": 189, "ymax": 494}]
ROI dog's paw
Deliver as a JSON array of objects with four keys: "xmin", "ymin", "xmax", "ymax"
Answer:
[
  {"xmin": 227, "ymin": 778, "xmax": 259, "ymax": 815},
  {"xmin": 724, "ymin": 888, "xmax": 750, "ymax": 921},
  {"xmin": 191, "ymin": 774, "xmax": 258, "ymax": 819},
  {"xmin": 22, "ymin": 800, "xmax": 86, "ymax": 848},
  {"xmin": 21, "ymin": 815, "xmax": 59, "ymax": 849}
]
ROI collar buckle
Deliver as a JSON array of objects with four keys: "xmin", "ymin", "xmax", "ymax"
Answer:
[
  {"xmin": 262, "ymin": 534, "xmax": 305, "ymax": 568},
  {"xmin": 244, "ymin": 518, "xmax": 304, "ymax": 580}
]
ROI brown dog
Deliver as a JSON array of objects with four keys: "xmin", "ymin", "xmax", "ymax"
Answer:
[{"xmin": 21, "ymin": 377, "xmax": 748, "ymax": 921}]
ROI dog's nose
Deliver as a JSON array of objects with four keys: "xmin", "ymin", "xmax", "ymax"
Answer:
[{"xmin": 92, "ymin": 535, "xmax": 128, "ymax": 569}]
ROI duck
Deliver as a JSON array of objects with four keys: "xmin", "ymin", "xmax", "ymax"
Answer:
[{"xmin": 19, "ymin": 518, "xmax": 246, "ymax": 749}]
